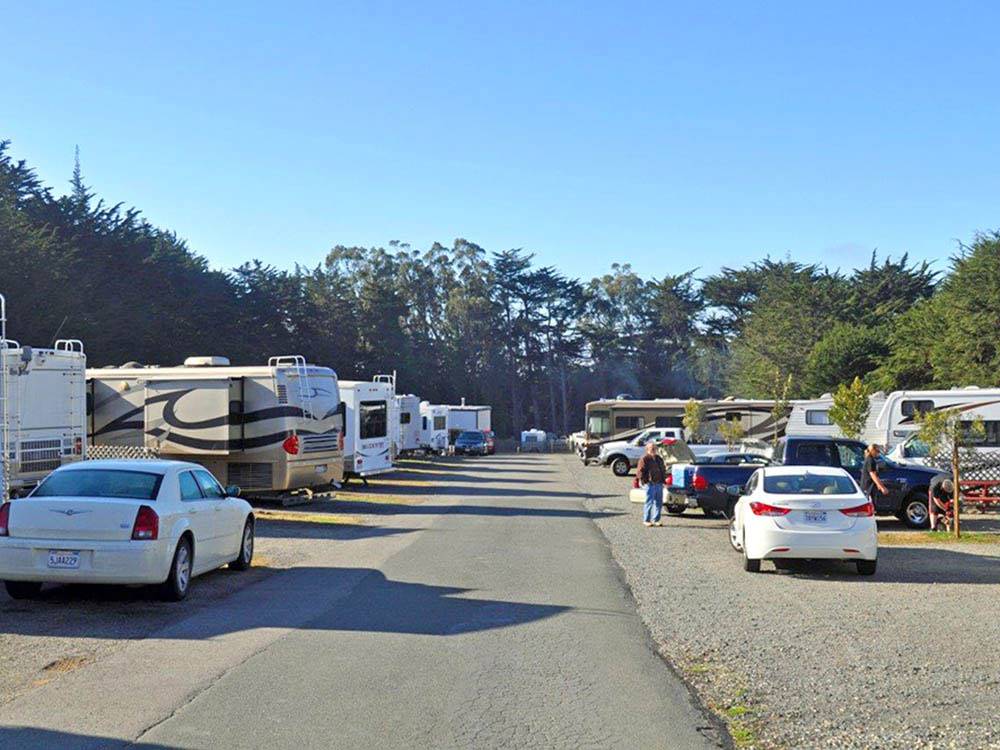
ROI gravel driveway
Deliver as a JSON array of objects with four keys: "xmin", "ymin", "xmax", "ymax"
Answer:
[{"xmin": 566, "ymin": 454, "xmax": 1000, "ymax": 749}]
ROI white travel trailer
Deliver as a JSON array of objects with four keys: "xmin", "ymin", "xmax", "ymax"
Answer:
[
  {"xmin": 786, "ymin": 392, "xmax": 888, "ymax": 442},
  {"xmin": 88, "ymin": 355, "xmax": 344, "ymax": 494},
  {"xmin": 0, "ymin": 332, "xmax": 87, "ymax": 497},
  {"xmin": 872, "ymin": 388, "xmax": 1000, "ymax": 450},
  {"xmin": 340, "ymin": 380, "xmax": 394, "ymax": 479},
  {"xmin": 445, "ymin": 401, "xmax": 492, "ymax": 443},
  {"xmin": 419, "ymin": 402, "xmax": 449, "ymax": 453},
  {"xmin": 520, "ymin": 428, "xmax": 548, "ymax": 453},
  {"xmin": 395, "ymin": 394, "xmax": 422, "ymax": 455}
]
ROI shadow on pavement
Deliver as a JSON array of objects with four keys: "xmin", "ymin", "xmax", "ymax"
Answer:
[
  {"xmin": 322, "ymin": 501, "xmax": 624, "ymax": 519},
  {"xmin": 0, "ymin": 727, "xmax": 179, "ymax": 750},
  {"xmin": 764, "ymin": 546, "xmax": 1000, "ymax": 584},
  {"xmin": 0, "ymin": 568, "xmax": 571, "ymax": 639},
  {"xmin": 254, "ymin": 519, "xmax": 417, "ymax": 541}
]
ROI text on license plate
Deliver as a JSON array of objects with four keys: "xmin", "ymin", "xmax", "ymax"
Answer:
[
  {"xmin": 48, "ymin": 550, "xmax": 80, "ymax": 569},
  {"xmin": 803, "ymin": 511, "xmax": 827, "ymax": 524}
]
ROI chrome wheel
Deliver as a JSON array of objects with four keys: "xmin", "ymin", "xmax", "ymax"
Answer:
[
  {"xmin": 241, "ymin": 524, "xmax": 254, "ymax": 565},
  {"xmin": 611, "ymin": 458, "xmax": 630, "ymax": 477},
  {"xmin": 904, "ymin": 498, "xmax": 929, "ymax": 528},
  {"xmin": 175, "ymin": 543, "xmax": 191, "ymax": 594}
]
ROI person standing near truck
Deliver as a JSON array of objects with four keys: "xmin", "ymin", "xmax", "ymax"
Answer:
[
  {"xmin": 861, "ymin": 443, "xmax": 889, "ymax": 506},
  {"xmin": 636, "ymin": 442, "xmax": 667, "ymax": 527}
]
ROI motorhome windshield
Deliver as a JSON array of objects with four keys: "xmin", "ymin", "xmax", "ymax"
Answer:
[
  {"xmin": 360, "ymin": 401, "xmax": 387, "ymax": 439},
  {"xmin": 588, "ymin": 410, "xmax": 610, "ymax": 438}
]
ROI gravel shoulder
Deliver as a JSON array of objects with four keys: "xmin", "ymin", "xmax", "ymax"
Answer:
[{"xmin": 565, "ymin": 453, "xmax": 1000, "ymax": 749}]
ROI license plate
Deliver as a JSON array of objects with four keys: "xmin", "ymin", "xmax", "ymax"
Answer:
[
  {"xmin": 803, "ymin": 511, "xmax": 827, "ymax": 524},
  {"xmin": 47, "ymin": 550, "xmax": 80, "ymax": 569}
]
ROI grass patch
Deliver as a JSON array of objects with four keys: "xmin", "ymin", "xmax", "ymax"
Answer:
[
  {"xmin": 729, "ymin": 721, "xmax": 757, "ymax": 748},
  {"xmin": 879, "ymin": 531, "xmax": 1000, "ymax": 546},
  {"xmin": 253, "ymin": 509, "xmax": 362, "ymax": 525},
  {"xmin": 333, "ymin": 492, "xmax": 421, "ymax": 505},
  {"xmin": 686, "ymin": 661, "xmax": 712, "ymax": 675}
]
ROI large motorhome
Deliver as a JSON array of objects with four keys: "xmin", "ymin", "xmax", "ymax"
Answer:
[
  {"xmin": 419, "ymin": 402, "xmax": 449, "ymax": 453},
  {"xmin": 785, "ymin": 392, "xmax": 888, "ymax": 442},
  {"xmin": 88, "ymin": 356, "xmax": 344, "ymax": 493},
  {"xmin": 580, "ymin": 397, "xmax": 785, "ymax": 461},
  {"xmin": 445, "ymin": 401, "xmax": 492, "ymax": 444},
  {"xmin": 0, "ymin": 333, "xmax": 87, "ymax": 496},
  {"xmin": 340, "ymin": 380, "xmax": 394, "ymax": 479}
]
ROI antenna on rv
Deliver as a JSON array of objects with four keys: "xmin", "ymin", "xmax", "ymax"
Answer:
[{"xmin": 49, "ymin": 315, "xmax": 69, "ymax": 346}]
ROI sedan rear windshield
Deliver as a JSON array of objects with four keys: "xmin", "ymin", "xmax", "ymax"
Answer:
[
  {"xmin": 33, "ymin": 470, "xmax": 164, "ymax": 500},
  {"xmin": 763, "ymin": 474, "xmax": 857, "ymax": 495}
]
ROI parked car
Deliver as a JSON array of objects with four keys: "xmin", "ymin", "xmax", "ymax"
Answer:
[
  {"xmin": 728, "ymin": 466, "xmax": 878, "ymax": 575},
  {"xmin": 482, "ymin": 430, "xmax": 497, "ymax": 455},
  {"xmin": 600, "ymin": 428, "xmax": 685, "ymax": 476},
  {"xmin": 667, "ymin": 435, "xmax": 946, "ymax": 527},
  {"xmin": 454, "ymin": 431, "xmax": 489, "ymax": 455},
  {"xmin": 0, "ymin": 460, "xmax": 255, "ymax": 601}
]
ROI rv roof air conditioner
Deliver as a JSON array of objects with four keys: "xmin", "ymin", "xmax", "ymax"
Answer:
[{"xmin": 183, "ymin": 356, "xmax": 231, "ymax": 367}]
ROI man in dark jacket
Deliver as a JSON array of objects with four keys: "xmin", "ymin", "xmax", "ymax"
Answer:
[{"xmin": 636, "ymin": 442, "xmax": 667, "ymax": 527}]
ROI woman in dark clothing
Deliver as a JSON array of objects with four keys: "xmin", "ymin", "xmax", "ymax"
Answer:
[{"xmin": 861, "ymin": 444, "xmax": 889, "ymax": 505}]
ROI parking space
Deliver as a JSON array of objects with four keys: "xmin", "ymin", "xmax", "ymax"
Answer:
[{"xmin": 568, "ymin": 454, "xmax": 1000, "ymax": 749}]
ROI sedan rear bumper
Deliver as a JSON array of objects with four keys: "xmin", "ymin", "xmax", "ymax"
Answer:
[
  {"xmin": 0, "ymin": 537, "xmax": 171, "ymax": 584},
  {"xmin": 745, "ymin": 525, "xmax": 878, "ymax": 561}
]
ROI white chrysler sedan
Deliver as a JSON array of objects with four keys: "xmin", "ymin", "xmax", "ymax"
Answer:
[
  {"xmin": 729, "ymin": 466, "xmax": 878, "ymax": 575},
  {"xmin": 0, "ymin": 460, "xmax": 255, "ymax": 600}
]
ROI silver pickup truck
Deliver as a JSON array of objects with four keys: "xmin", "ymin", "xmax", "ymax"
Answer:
[{"xmin": 599, "ymin": 427, "xmax": 684, "ymax": 476}]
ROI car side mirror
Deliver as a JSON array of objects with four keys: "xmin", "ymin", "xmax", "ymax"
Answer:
[
  {"xmin": 225, "ymin": 485, "xmax": 241, "ymax": 497},
  {"xmin": 725, "ymin": 484, "xmax": 743, "ymax": 498}
]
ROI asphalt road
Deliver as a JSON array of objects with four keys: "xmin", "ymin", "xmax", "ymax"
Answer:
[{"xmin": 0, "ymin": 455, "xmax": 722, "ymax": 750}]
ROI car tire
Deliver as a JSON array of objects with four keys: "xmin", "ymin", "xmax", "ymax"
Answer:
[
  {"xmin": 728, "ymin": 517, "xmax": 742, "ymax": 552},
  {"xmin": 4, "ymin": 581, "xmax": 42, "ymax": 599},
  {"xmin": 743, "ymin": 532, "xmax": 761, "ymax": 572},
  {"xmin": 229, "ymin": 518, "xmax": 255, "ymax": 571},
  {"xmin": 610, "ymin": 457, "xmax": 630, "ymax": 477},
  {"xmin": 900, "ymin": 493, "xmax": 930, "ymax": 529},
  {"xmin": 665, "ymin": 504, "xmax": 686, "ymax": 515},
  {"xmin": 161, "ymin": 537, "xmax": 193, "ymax": 602},
  {"xmin": 856, "ymin": 559, "xmax": 877, "ymax": 576}
]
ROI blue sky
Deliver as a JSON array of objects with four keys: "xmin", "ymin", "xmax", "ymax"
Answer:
[{"xmin": 3, "ymin": 1, "xmax": 998, "ymax": 280}]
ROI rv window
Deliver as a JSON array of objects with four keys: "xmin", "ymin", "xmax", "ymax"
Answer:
[
  {"xmin": 179, "ymin": 472, "xmax": 203, "ymax": 501},
  {"xmin": 400, "ymin": 412, "xmax": 411, "ymax": 425},
  {"xmin": 901, "ymin": 400, "xmax": 934, "ymax": 417},
  {"xmin": 805, "ymin": 410, "xmax": 832, "ymax": 426},
  {"xmin": 587, "ymin": 411, "xmax": 611, "ymax": 437},
  {"xmin": 422, "ymin": 416, "xmax": 428, "ymax": 430},
  {"xmin": 724, "ymin": 412, "xmax": 741, "ymax": 423},
  {"xmin": 433, "ymin": 416, "xmax": 446, "ymax": 431},
  {"xmin": 654, "ymin": 416, "xmax": 684, "ymax": 428},
  {"xmin": 615, "ymin": 416, "xmax": 643, "ymax": 431},
  {"xmin": 964, "ymin": 420, "xmax": 1000, "ymax": 447},
  {"xmin": 360, "ymin": 401, "xmax": 388, "ymax": 439}
]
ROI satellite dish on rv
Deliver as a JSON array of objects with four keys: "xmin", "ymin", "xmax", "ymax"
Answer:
[{"xmin": 183, "ymin": 356, "xmax": 230, "ymax": 367}]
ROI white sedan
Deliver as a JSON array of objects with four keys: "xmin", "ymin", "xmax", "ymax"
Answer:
[
  {"xmin": 728, "ymin": 466, "xmax": 878, "ymax": 575},
  {"xmin": 0, "ymin": 460, "xmax": 255, "ymax": 600}
]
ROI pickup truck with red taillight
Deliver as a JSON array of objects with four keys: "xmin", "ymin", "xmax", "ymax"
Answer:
[{"xmin": 666, "ymin": 436, "xmax": 945, "ymax": 528}]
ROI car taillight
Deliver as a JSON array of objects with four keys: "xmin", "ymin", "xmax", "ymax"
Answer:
[
  {"xmin": 0, "ymin": 502, "xmax": 10, "ymax": 536},
  {"xmin": 749, "ymin": 501, "xmax": 791, "ymax": 516},
  {"xmin": 692, "ymin": 473, "xmax": 708, "ymax": 491},
  {"xmin": 840, "ymin": 502, "xmax": 874, "ymax": 517},
  {"xmin": 665, "ymin": 474, "xmax": 673, "ymax": 487},
  {"xmin": 282, "ymin": 435, "xmax": 300, "ymax": 455},
  {"xmin": 131, "ymin": 505, "xmax": 159, "ymax": 540}
]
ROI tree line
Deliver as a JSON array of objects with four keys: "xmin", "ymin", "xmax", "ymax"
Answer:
[{"xmin": 2, "ymin": 141, "xmax": 999, "ymax": 437}]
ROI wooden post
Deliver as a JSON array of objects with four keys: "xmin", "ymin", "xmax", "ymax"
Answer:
[{"xmin": 952, "ymin": 440, "xmax": 961, "ymax": 538}]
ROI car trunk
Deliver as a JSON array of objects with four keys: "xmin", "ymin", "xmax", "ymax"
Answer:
[
  {"xmin": 768, "ymin": 495, "xmax": 864, "ymax": 532},
  {"xmin": 8, "ymin": 497, "xmax": 144, "ymax": 541}
]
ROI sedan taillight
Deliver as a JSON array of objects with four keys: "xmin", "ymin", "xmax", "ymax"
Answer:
[
  {"xmin": 0, "ymin": 502, "xmax": 10, "ymax": 536},
  {"xmin": 840, "ymin": 502, "xmax": 875, "ymax": 517},
  {"xmin": 131, "ymin": 505, "xmax": 159, "ymax": 540},
  {"xmin": 749, "ymin": 501, "xmax": 791, "ymax": 516}
]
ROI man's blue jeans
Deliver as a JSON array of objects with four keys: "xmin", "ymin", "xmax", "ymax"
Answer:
[{"xmin": 644, "ymin": 483, "xmax": 664, "ymax": 523}]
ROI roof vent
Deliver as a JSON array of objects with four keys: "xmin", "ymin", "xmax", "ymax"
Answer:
[{"xmin": 184, "ymin": 356, "xmax": 230, "ymax": 367}]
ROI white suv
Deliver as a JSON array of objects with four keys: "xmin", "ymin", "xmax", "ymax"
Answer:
[{"xmin": 599, "ymin": 428, "xmax": 684, "ymax": 476}]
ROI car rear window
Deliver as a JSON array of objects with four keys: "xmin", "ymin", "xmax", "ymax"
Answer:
[
  {"xmin": 763, "ymin": 473, "xmax": 857, "ymax": 495},
  {"xmin": 32, "ymin": 470, "xmax": 164, "ymax": 500},
  {"xmin": 459, "ymin": 431, "xmax": 483, "ymax": 440}
]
